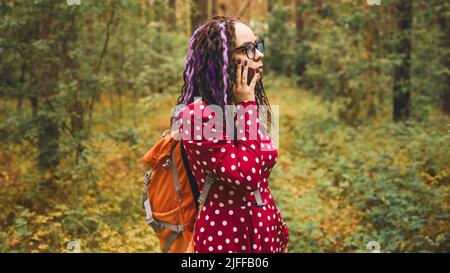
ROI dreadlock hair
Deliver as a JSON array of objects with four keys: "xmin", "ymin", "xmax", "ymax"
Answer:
[{"xmin": 172, "ymin": 15, "xmax": 272, "ymax": 132}]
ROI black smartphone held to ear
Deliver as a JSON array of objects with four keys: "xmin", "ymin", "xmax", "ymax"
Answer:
[
  {"xmin": 233, "ymin": 62, "xmax": 257, "ymax": 86},
  {"xmin": 247, "ymin": 67, "xmax": 256, "ymax": 86}
]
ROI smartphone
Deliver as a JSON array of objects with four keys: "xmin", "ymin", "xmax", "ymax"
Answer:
[
  {"xmin": 247, "ymin": 67, "xmax": 256, "ymax": 86},
  {"xmin": 233, "ymin": 62, "xmax": 257, "ymax": 86}
]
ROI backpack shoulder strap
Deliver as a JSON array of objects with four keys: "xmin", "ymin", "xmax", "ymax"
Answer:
[
  {"xmin": 197, "ymin": 172, "xmax": 216, "ymax": 213},
  {"xmin": 180, "ymin": 142, "xmax": 200, "ymax": 206},
  {"xmin": 169, "ymin": 142, "xmax": 181, "ymax": 196}
]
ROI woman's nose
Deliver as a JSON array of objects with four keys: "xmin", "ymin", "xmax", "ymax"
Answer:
[{"xmin": 254, "ymin": 49, "xmax": 264, "ymax": 60}]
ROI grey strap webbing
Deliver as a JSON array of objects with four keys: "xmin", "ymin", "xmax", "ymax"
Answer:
[
  {"xmin": 142, "ymin": 141, "xmax": 185, "ymax": 253},
  {"xmin": 163, "ymin": 232, "xmax": 180, "ymax": 253},
  {"xmin": 156, "ymin": 142, "xmax": 184, "ymax": 252},
  {"xmin": 252, "ymin": 189, "xmax": 267, "ymax": 207},
  {"xmin": 144, "ymin": 199, "xmax": 153, "ymax": 223},
  {"xmin": 144, "ymin": 197, "xmax": 184, "ymax": 226},
  {"xmin": 142, "ymin": 170, "xmax": 152, "ymax": 208},
  {"xmin": 144, "ymin": 198, "xmax": 163, "ymax": 233},
  {"xmin": 170, "ymin": 144, "xmax": 181, "ymax": 194},
  {"xmin": 161, "ymin": 222, "xmax": 184, "ymax": 233},
  {"xmin": 197, "ymin": 172, "xmax": 216, "ymax": 212},
  {"xmin": 187, "ymin": 172, "xmax": 216, "ymax": 252}
]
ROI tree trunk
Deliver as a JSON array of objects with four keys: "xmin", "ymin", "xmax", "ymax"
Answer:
[
  {"xmin": 212, "ymin": 0, "xmax": 217, "ymax": 17},
  {"xmin": 393, "ymin": 0, "xmax": 412, "ymax": 121},
  {"xmin": 363, "ymin": 3, "xmax": 377, "ymax": 118},
  {"xmin": 38, "ymin": 114, "xmax": 60, "ymax": 173},
  {"xmin": 268, "ymin": 0, "xmax": 274, "ymax": 13},
  {"xmin": 236, "ymin": 0, "xmax": 252, "ymax": 18},
  {"xmin": 168, "ymin": 0, "xmax": 176, "ymax": 31},
  {"xmin": 295, "ymin": 0, "xmax": 304, "ymax": 34},
  {"xmin": 37, "ymin": 13, "xmax": 61, "ymax": 175},
  {"xmin": 87, "ymin": 8, "xmax": 115, "ymax": 133},
  {"xmin": 17, "ymin": 63, "xmax": 26, "ymax": 111},
  {"xmin": 294, "ymin": 0, "xmax": 306, "ymax": 78},
  {"xmin": 191, "ymin": 0, "xmax": 208, "ymax": 34},
  {"xmin": 316, "ymin": 0, "xmax": 323, "ymax": 17},
  {"xmin": 438, "ymin": 7, "xmax": 450, "ymax": 114}
]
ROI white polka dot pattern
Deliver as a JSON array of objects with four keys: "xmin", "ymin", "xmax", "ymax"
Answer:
[{"xmin": 178, "ymin": 100, "xmax": 288, "ymax": 253}]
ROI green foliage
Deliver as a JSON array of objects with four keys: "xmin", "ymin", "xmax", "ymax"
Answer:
[
  {"xmin": 262, "ymin": 3, "xmax": 310, "ymax": 78},
  {"xmin": 0, "ymin": 0, "xmax": 185, "ymax": 253},
  {"xmin": 410, "ymin": 5, "xmax": 449, "ymax": 120},
  {"xmin": 265, "ymin": 1, "xmax": 449, "ymax": 124},
  {"xmin": 289, "ymin": 92, "xmax": 449, "ymax": 252}
]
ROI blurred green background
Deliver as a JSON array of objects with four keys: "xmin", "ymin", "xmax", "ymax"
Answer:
[{"xmin": 0, "ymin": 0, "xmax": 449, "ymax": 252}]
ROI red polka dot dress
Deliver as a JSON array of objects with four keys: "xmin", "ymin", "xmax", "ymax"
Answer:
[{"xmin": 178, "ymin": 99, "xmax": 289, "ymax": 253}]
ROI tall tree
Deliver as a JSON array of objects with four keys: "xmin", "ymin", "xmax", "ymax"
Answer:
[
  {"xmin": 393, "ymin": 0, "xmax": 412, "ymax": 121},
  {"xmin": 191, "ymin": 0, "xmax": 208, "ymax": 33},
  {"xmin": 362, "ymin": 2, "xmax": 378, "ymax": 118},
  {"xmin": 438, "ymin": 3, "xmax": 450, "ymax": 114},
  {"xmin": 35, "ymin": 8, "xmax": 61, "ymax": 175},
  {"xmin": 168, "ymin": 0, "xmax": 177, "ymax": 31},
  {"xmin": 211, "ymin": 0, "xmax": 217, "ymax": 17},
  {"xmin": 295, "ymin": 0, "xmax": 304, "ymax": 34}
]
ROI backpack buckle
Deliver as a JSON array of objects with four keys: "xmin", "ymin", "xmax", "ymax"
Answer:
[
  {"xmin": 162, "ymin": 158, "xmax": 171, "ymax": 170},
  {"xmin": 251, "ymin": 201, "xmax": 268, "ymax": 208},
  {"xmin": 144, "ymin": 170, "xmax": 152, "ymax": 185},
  {"xmin": 161, "ymin": 129, "xmax": 171, "ymax": 138},
  {"xmin": 251, "ymin": 189, "xmax": 267, "ymax": 207},
  {"xmin": 147, "ymin": 217, "xmax": 164, "ymax": 233}
]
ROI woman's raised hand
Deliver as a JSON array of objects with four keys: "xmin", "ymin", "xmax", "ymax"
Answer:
[{"xmin": 232, "ymin": 58, "xmax": 260, "ymax": 104}]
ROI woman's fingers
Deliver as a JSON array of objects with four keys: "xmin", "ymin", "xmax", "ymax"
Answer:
[
  {"xmin": 249, "ymin": 68, "xmax": 259, "ymax": 90},
  {"xmin": 242, "ymin": 59, "xmax": 248, "ymax": 86},
  {"xmin": 235, "ymin": 60, "xmax": 242, "ymax": 87}
]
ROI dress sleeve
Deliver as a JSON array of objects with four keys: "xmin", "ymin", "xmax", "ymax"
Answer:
[{"xmin": 179, "ymin": 100, "xmax": 263, "ymax": 193}]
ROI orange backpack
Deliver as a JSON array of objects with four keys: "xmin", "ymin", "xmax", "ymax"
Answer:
[{"xmin": 142, "ymin": 129, "xmax": 216, "ymax": 253}]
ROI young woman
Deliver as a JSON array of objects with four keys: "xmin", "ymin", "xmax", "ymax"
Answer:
[{"xmin": 173, "ymin": 16, "xmax": 288, "ymax": 253}]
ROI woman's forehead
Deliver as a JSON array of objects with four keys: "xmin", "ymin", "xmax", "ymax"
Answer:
[{"xmin": 234, "ymin": 22, "xmax": 256, "ymax": 47}]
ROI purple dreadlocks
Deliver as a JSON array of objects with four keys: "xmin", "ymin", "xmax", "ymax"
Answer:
[{"xmin": 172, "ymin": 16, "xmax": 271, "ymax": 128}]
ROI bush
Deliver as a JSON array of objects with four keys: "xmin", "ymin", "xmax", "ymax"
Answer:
[{"xmin": 292, "ymin": 115, "xmax": 450, "ymax": 252}]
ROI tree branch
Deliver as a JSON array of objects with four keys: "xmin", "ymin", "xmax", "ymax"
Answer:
[
  {"xmin": 236, "ymin": 0, "xmax": 252, "ymax": 18},
  {"xmin": 87, "ymin": 8, "xmax": 115, "ymax": 132}
]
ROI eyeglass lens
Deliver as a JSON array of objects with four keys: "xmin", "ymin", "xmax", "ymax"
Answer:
[{"xmin": 247, "ymin": 40, "xmax": 264, "ymax": 59}]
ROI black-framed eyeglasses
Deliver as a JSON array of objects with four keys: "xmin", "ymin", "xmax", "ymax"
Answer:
[{"xmin": 233, "ymin": 39, "xmax": 265, "ymax": 60}]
